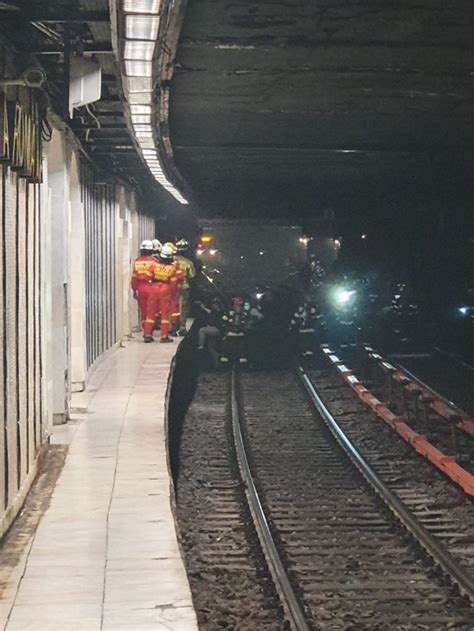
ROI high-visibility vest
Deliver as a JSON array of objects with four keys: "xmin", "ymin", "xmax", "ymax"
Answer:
[{"xmin": 131, "ymin": 256, "xmax": 155, "ymax": 290}]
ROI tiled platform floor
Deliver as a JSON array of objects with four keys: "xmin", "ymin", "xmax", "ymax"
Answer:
[{"xmin": 0, "ymin": 338, "xmax": 198, "ymax": 631}]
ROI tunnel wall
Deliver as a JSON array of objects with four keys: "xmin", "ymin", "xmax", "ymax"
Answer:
[
  {"xmin": 0, "ymin": 50, "xmax": 155, "ymax": 536},
  {"xmin": 0, "ymin": 147, "xmax": 43, "ymax": 537}
]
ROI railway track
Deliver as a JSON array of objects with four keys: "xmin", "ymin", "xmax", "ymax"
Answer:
[
  {"xmin": 233, "ymin": 368, "xmax": 474, "ymax": 629},
  {"xmin": 177, "ymin": 366, "xmax": 474, "ymax": 629},
  {"xmin": 175, "ymin": 373, "xmax": 282, "ymax": 629}
]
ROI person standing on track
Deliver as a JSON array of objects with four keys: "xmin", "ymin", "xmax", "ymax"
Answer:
[
  {"xmin": 143, "ymin": 244, "xmax": 184, "ymax": 343},
  {"xmin": 175, "ymin": 239, "xmax": 196, "ymax": 337},
  {"xmin": 131, "ymin": 240, "xmax": 156, "ymax": 335}
]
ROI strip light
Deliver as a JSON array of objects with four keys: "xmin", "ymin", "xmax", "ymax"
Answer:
[
  {"xmin": 125, "ymin": 15, "xmax": 160, "ymax": 40},
  {"xmin": 121, "ymin": 1, "xmax": 189, "ymax": 204},
  {"xmin": 124, "ymin": 0, "xmax": 161, "ymax": 13}
]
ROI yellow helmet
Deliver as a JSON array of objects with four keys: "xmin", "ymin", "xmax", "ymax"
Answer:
[
  {"xmin": 176, "ymin": 239, "xmax": 189, "ymax": 252},
  {"xmin": 164, "ymin": 241, "xmax": 177, "ymax": 255}
]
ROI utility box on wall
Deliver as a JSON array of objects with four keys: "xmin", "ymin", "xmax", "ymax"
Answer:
[{"xmin": 69, "ymin": 57, "xmax": 101, "ymax": 118}]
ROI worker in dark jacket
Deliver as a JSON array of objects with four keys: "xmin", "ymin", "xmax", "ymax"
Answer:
[
  {"xmin": 196, "ymin": 297, "xmax": 224, "ymax": 350},
  {"xmin": 221, "ymin": 297, "xmax": 249, "ymax": 364}
]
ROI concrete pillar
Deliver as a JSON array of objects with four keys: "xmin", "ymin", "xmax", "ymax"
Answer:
[
  {"xmin": 129, "ymin": 192, "xmax": 140, "ymax": 332},
  {"xmin": 45, "ymin": 129, "xmax": 70, "ymax": 425},
  {"xmin": 40, "ymin": 155, "xmax": 53, "ymax": 438},
  {"xmin": 69, "ymin": 152, "xmax": 87, "ymax": 391}
]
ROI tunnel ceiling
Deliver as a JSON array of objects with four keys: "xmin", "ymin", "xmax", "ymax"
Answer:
[{"xmin": 170, "ymin": 0, "xmax": 474, "ymax": 219}]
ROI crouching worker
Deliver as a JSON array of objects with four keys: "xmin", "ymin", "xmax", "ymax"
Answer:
[
  {"xmin": 131, "ymin": 240, "xmax": 156, "ymax": 334},
  {"xmin": 196, "ymin": 297, "xmax": 224, "ymax": 349},
  {"xmin": 143, "ymin": 244, "xmax": 184, "ymax": 343}
]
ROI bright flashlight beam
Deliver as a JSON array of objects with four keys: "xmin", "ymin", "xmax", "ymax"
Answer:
[{"xmin": 335, "ymin": 289, "xmax": 356, "ymax": 305}]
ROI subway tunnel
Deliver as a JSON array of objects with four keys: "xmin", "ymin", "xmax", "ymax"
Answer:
[{"xmin": 0, "ymin": 1, "xmax": 473, "ymax": 629}]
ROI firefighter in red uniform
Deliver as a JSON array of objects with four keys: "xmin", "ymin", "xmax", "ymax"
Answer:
[
  {"xmin": 143, "ymin": 244, "xmax": 184, "ymax": 343},
  {"xmin": 131, "ymin": 240, "xmax": 156, "ymax": 334},
  {"xmin": 162, "ymin": 242, "xmax": 181, "ymax": 334}
]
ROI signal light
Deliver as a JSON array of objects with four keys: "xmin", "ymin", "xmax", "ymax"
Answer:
[
  {"xmin": 197, "ymin": 242, "xmax": 204, "ymax": 250},
  {"xmin": 201, "ymin": 235, "xmax": 212, "ymax": 243}
]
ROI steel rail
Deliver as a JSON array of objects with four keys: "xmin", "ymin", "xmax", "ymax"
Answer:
[
  {"xmin": 296, "ymin": 364, "xmax": 474, "ymax": 602},
  {"xmin": 230, "ymin": 366, "xmax": 310, "ymax": 631}
]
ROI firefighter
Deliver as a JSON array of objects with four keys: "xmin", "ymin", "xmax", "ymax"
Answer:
[
  {"xmin": 131, "ymin": 240, "xmax": 156, "ymax": 333},
  {"xmin": 152, "ymin": 238, "xmax": 162, "ymax": 259},
  {"xmin": 175, "ymin": 239, "xmax": 196, "ymax": 336},
  {"xmin": 143, "ymin": 244, "xmax": 184, "ymax": 343},
  {"xmin": 220, "ymin": 297, "xmax": 249, "ymax": 364},
  {"xmin": 163, "ymin": 242, "xmax": 181, "ymax": 334},
  {"xmin": 291, "ymin": 302, "xmax": 325, "ymax": 359}
]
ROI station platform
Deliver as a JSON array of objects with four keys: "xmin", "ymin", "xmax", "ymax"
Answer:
[{"xmin": 0, "ymin": 338, "xmax": 198, "ymax": 631}]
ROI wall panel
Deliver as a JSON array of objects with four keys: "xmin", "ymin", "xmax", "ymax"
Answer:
[{"xmin": 0, "ymin": 63, "xmax": 45, "ymax": 533}]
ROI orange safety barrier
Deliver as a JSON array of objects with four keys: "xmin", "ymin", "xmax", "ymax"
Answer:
[
  {"xmin": 362, "ymin": 346, "xmax": 474, "ymax": 438},
  {"xmin": 320, "ymin": 344, "xmax": 474, "ymax": 496}
]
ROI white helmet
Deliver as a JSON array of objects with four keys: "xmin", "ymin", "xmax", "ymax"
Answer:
[
  {"xmin": 152, "ymin": 239, "xmax": 162, "ymax": 252},
  {"xmin": 140, "ymin": 239, "xmax": 153, "ymax": 250},
  {"xmin": 160, "ymin": 244, "xmax": 175, "ymax": 259}
]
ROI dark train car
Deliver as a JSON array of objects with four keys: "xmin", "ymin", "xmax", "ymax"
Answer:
[{"xmin": 196, "ymin": 219, "xmax": 307, "ymax": 295}]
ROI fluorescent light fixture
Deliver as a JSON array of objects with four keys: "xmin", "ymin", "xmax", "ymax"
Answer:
[
  {"xmin": 124, "ymin": 0, "xmax": 161, "ymax": 13},
  {"xmin": 130, "ymin": 104, "xmax": 151, "ymax": 114},
  {"xmin": 126, "ymin": 15, "xmax": 160, "ymax": 40},
  {"xmin": 127, "ymin": 76, "xmax": 152, "ymax": 93},
  {"xmin": 135, "ymin": 131, "xmax": 153, "ymax": 138},
  {"xmin": 142, "ymin": 149, "xmax": 157, "ymax": 156},
  {"xmin": 124, "ymin": 40, "xmax": 155, "ymax": 61},
  {"xmin": 128, "ymin": 92, "xmax": 152, "ymax": 104},
  {"xmin": 131, "ymin": 114, "xmax": 151, "ymax": 124},
  {"xmin": 137, "ymin": 138, "xmax": 155, "ymax": 148},
  {"xmin": 133, "ymin": 124, "xmax": 152, "ymax": 132},
  {"xmin": 125, "ymin": 60, "xmax": 152, "ymax": 77}
]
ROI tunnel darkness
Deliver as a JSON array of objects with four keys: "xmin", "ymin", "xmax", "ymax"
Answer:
[{"xmin": 169, "ymin": 0, "xmax": 474, "ymax": 290}]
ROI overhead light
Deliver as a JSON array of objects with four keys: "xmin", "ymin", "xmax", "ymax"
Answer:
[
  {"xmin": 125, "ymin": 60, "xmax": 152, "ymax": 77},
  {"xmin": 126, "ymin": 15, "xmax": 160, "ymax": 40},
  {"xmin": 142, "ymin": 149, "xmax": 157, "ymax": 156},
  {"xmin": 127, "ymin": 76, "xmax": 152, "ymax": 93},
  {"xmin": 128, "ymin": 92, "xmax": 152, "ymax": 104},
  {"xmin": 135, "ymin": 130, "xmax": 153, "ymax": 138},
  {"xmin": 131, "ymin": 114, "xmax": 151, "ymax": 124},
  {"xmin": 133, "ymin": 124, "xmax": 152, "ymax": 132},
  {"xmin": 137, "ymin": 138, "xmax": 154, "ymax": 148},
  {"xmin": 124, "ymin": 40, "xmax": 155, "ymax": 61},
  {"xmin": 130, "ymin": 104, "xmax": 151, "ymax": 114},
  {"xmin": 124, "ymin": 0, "xmax": 161, "ymax": 13}
]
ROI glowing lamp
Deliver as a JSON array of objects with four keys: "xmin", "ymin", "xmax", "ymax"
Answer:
[{"xmin": 333, "ymin": 288, "xmax": 356, "ymax": 306}]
